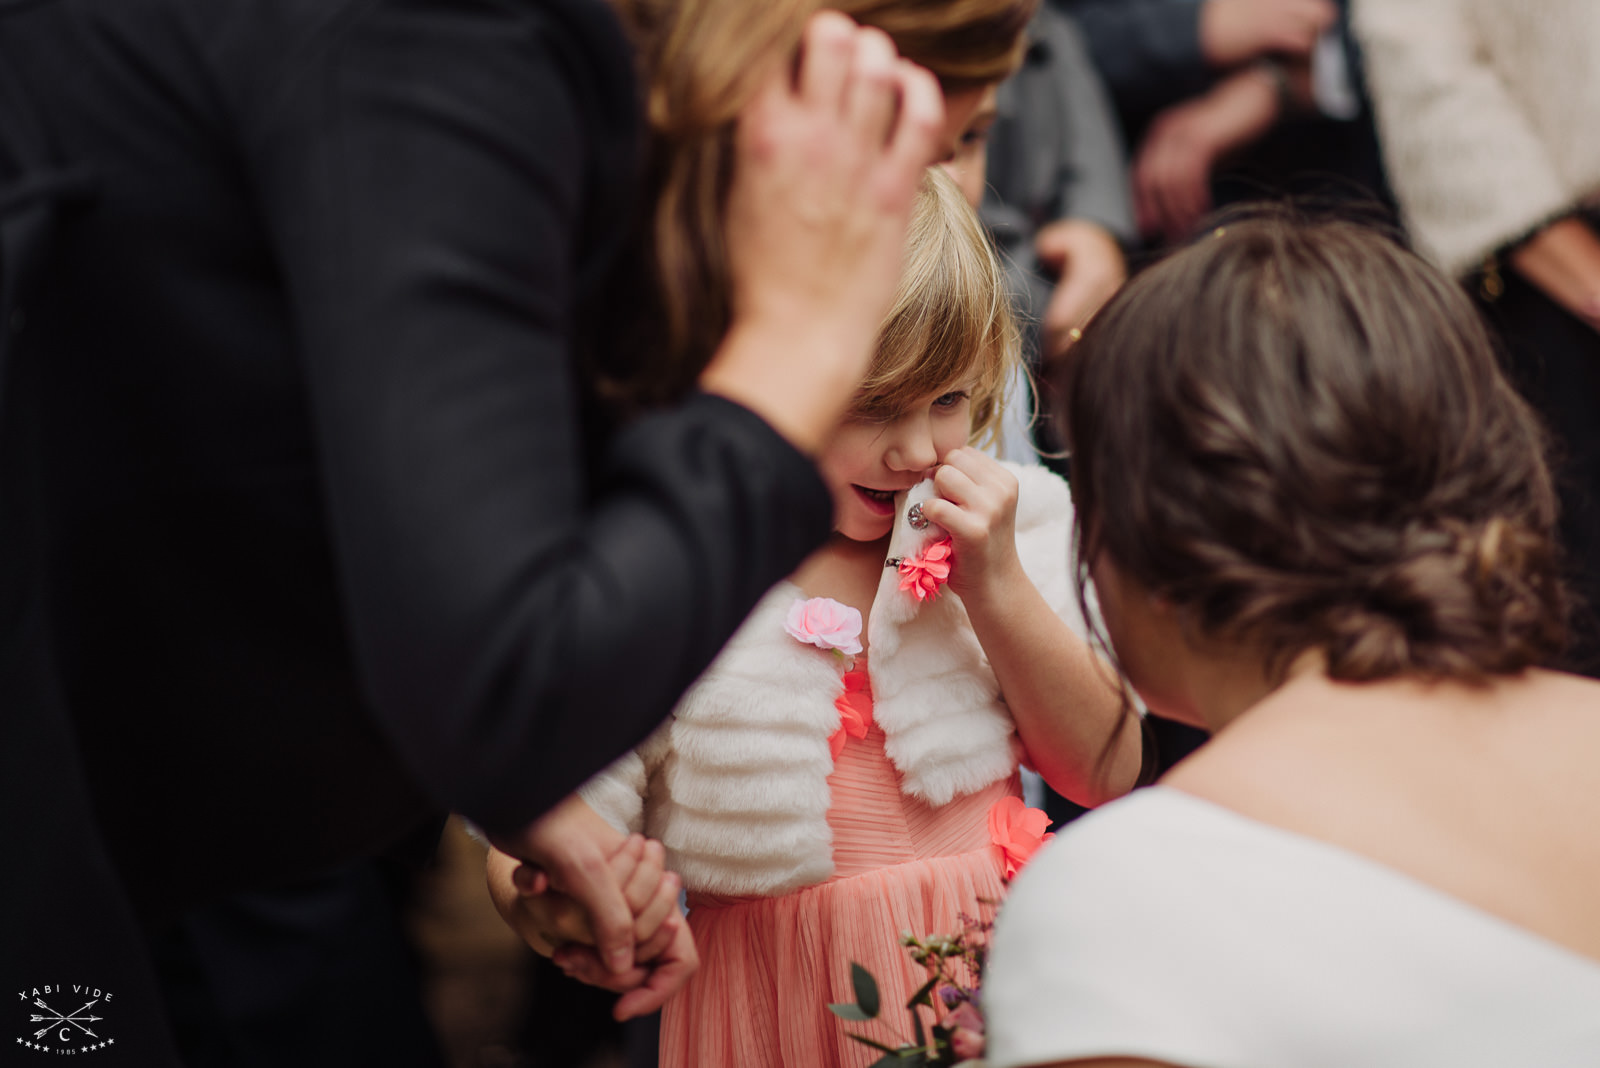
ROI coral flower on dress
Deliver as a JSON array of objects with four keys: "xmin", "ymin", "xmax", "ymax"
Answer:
[
  {"xmin": 897, "ymin": 538, "xmax": 953, "ymax": 602},
  {"xmin": 784, "ymin": 596, "xmax": 864, "ymax": 654},
  {"xmin": 829, "ymin": 665, "xmax": 873, "ymax": 760},
  {"xmin": 987, "ymin": 796, "xmax": 1055, "ymax": 879}
]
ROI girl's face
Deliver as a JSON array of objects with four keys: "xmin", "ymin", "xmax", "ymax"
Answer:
[
  {"xmin": 938, "ymin": 85, "xmax": 999, "ymax": 210},
  {"xmin": 818, "ymin": 384, "xmax": 975, "ymax": 543}
]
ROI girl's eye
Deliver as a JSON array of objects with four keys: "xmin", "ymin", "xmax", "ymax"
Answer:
[{"xmin": 934, "ymin": 390, "xmax": 969, "ymax": 409}]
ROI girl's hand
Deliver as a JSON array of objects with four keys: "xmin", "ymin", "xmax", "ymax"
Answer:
[
  {"xmin": 702, "ymin": 12, "xmax": 946, "ymax": 454},
  {"xmin": 486, "ymin": 832, "xmax": 696, "ymax": 1021},
  {"xmin": 918, "ymin": 447, "xmax": 1026, "ymax": 602},
  {"xmin": 488, "ymin": 794, "xmax": 645, "ymax": 976}
]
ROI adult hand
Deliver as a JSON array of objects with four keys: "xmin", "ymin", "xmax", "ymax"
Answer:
[
  {"xmin": 488, "ymin": 794, "xmax": 651, "ymax": 978},
  {"xmin": 1034, "ymin": 219, "xmax": 1127, "ymax": 369},
  {"xmin": 487, "ymin": 815, "xmax": 698, "ymax": 1020},
  {"xmin": 1199, "ymin": 0, "xmax": 1337, "ymax": 69},
  {"xmin": 702, "ymin": 11, "xmax": 946, "ymax": 455},
  {"xmin": 486, "ymin": 834, "xmax": 676, "ymax": 955},
  {"xmin": 553, "ymin": 894, "xmax": 698, "ymax": 1022},
  {"xmin": 1509, "ymin": 216, "xmax": 1600, "ymax": 335},
  {"xmin": 1133, "ymin": 67, "xmax": 1282, "ymax": 245}
]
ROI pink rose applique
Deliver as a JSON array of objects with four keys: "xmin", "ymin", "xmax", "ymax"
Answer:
[
  {"xmin": 829, "ymin": 664, "xmax": 873, "ymax": 760},
  {"xmin": 988, "ymin": 796, "xmax": 1055, "ymax": 880},
  {"xmin": 784, "ymin": 596, "xmax": 863, "ymax": 655},
  {"xmin": 897, "ymin": 537, "xmax": 953, "ymax": 602}
]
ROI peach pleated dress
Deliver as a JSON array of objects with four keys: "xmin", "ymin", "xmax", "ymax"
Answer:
[{"xmin": 659, "ymin": 661, "xmax": 1020, "ymax": 1067}]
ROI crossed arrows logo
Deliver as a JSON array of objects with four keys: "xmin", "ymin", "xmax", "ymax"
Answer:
[{"xmin": 28, "ymin": 997, "xmax": 103, "ymax": 1042}]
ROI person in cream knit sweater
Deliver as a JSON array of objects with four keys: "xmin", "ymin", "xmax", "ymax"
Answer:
[{"xmin": 1353, "ymin": 0, "xmax": 1600, "ymax": 674}]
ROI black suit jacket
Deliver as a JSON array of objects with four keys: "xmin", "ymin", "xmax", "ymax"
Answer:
[{"xmin": 1, "ymin": 0, "xmax": 830, "ymax": 931}]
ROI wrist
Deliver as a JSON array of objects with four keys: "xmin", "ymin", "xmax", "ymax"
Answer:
[
  {"xmin": 955, "ymin": 555, "xmax": 1032, "ymax": 621},
  {"xmin": 700, "ymin": 316, "xmax": 868, "ymax": 456}
]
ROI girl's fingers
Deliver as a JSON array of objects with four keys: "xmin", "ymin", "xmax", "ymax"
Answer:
[
  {"xmin": 612, "ymin": 923, "xmax": 700, "ymax": 1022},
  {"xmin": 797, "ymin": 11, "xmax": 857, "ymax": 112},
  {"xmin": 633, "ymin": 871, "xmax": 683, "ymax": 948},
  {"xmin": 552, "ymin": 945, "xmax": 647, "ymax": 993},
  {"xmin": 842, "ymin": 27, "xmax": 900, "ymax": 147},
  {"xmin": 634, "ymin": 895, "xmax": 683, "ymax": 962},
  {"xmin": 618, "ymin": 836, "xmax": 664, "ymax": 916}
]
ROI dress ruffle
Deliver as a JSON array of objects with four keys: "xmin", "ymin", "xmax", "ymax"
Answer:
[{"xmin": 660, "ymin": 721, "xmax": 1017, "ymax": 1066}]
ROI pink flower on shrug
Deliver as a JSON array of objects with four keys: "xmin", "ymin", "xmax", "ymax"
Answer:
[
  {"xmin": 784, "ymin": 596, "xmax": 863, "ymax": 655},
  {"xmin": 829, "ymin": 664, "xmax": 873, "ymax": 760},
  {"xmin": 897, "ymin": 538, "xmax": 953, "ymax": 602},
  {"xmin": 988, "ymin": 796, "xmax": 1055, "ymax": 880}
]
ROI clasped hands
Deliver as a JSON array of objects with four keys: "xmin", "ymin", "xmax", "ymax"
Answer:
[{"xmin": 487, "ymin": 795, "xmax": 695, "ymax": 1022}]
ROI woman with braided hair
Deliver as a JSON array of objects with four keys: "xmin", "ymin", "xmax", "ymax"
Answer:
[{"xmin": 983, "ymin": 211, "xmax": 1600, "ymax": 1067}]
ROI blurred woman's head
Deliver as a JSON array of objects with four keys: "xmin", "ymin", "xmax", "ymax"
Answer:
[
  {"xmin": 1063, "ymin": 210, "xmax": 1567, "ymax": 691},
  {"xmin": 606, "ymin": 0, "xmax": 1037, "ymax": 405}
]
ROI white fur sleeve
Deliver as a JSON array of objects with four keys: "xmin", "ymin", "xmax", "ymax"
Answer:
[
  {"xmin": 1010, "ymin": 462, "xmax": 1093, "ymax": 641},
  {"xmin": 576, "ymin": 752, "xmax": 646, "ymax": 835},
  {"xmin": 575, "ymin": 721, "xmax": 673, "ymax": 835}
]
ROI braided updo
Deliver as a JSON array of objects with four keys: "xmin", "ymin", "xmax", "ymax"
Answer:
[{"xmin": 1064, "ymin": 211, "xmax": 1568, "ymax": 683}]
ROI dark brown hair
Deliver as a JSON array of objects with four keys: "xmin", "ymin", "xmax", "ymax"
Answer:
[
  {"xmin": 1063, "ymin": 209, "xmax": 1568, "ymax": 683},
  {"xmin": 602, "ymin": 0, "xmax": 1037, "ymax": 410}
]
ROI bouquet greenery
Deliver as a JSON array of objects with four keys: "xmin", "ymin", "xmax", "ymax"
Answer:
[{"xmin": 827, "ymin": 912, "xmax": 991, "ymax": 1067}]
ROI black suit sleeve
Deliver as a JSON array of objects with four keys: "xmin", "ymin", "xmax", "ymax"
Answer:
[{"xmin": 249, "ymin": 0, "xmax": 832, "ymax": 832}]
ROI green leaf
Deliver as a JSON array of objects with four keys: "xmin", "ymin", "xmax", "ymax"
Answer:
[
  {"xmin": 912, "ymin": 1008, "xmax": 926, "ymax": 1049},
  {"xmin": 901, "ymin": 1052, "xmax": 929, "ymax": 1067},
  {"xmin": 850, "ymin": 962, "xmax": 882, "ymax": 1019},
  {"xmin": 868, "ymin": 1056, "xmax": 903, "ymax": 1068},
  {"xmin": 906, "ymin": 973, "xmax": 940, "ymax": 1010},
  {"xmin": 828, "ymin": 1002, "xmax": 872, "ymax": 1022},
  {"xmin": 846, "ymin": 1034, "xmax": 903, "ymax": 1054}
]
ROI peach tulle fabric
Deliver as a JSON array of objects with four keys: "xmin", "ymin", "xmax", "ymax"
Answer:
[{"xmin": 659, "ymin": 716, "xmax": 1018, "ymax": 1067}]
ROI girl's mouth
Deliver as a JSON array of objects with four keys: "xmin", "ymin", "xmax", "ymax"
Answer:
[{"xmin": 852, "ymin": 484, "xmax": 897, "ymax": 516}]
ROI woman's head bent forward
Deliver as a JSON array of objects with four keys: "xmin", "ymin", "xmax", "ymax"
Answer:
[{"xmin": 1063, "ymin": 209, "xmax": 1568, "ymax": 685}]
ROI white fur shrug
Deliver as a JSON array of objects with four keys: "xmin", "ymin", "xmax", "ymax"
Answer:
[
  {"xmin": 578, "ymin": 461, "xmax": 1087, "ymax": 897},
  {"xmin": 1353, "ymin": 0, "xmax": 1600, "ymax": 277}
]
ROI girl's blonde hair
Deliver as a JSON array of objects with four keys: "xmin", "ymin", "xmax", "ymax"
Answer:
[
  {"xmin": 851, "ymin": 167, "xmax": 1019, "ymax": 448},
  {"xmin": 604, "ymin": 0, "xmax": 1037, "ymax": 409}
]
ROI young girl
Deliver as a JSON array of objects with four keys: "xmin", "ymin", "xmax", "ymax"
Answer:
[{"xmin": 493, "ymin": 169, "xmax": 1144, "ymax": 1065}]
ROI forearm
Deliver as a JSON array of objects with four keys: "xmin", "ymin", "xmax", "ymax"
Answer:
[
  {"xmin": 1508, "ymin": 216, "xmax": 1600, "ymax": 331},
  {"xmin": 961, "ymin": 572, "xmax": 1140, "ymax": 807}
]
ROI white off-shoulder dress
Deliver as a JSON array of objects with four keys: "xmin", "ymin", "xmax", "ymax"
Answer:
[{"xmin": 986, "ymin": 787, "xmax": 1600, "ymax": 1068}]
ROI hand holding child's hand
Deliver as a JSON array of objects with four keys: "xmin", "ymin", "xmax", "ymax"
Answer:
[
  {"xmin": 917, "ymin": 448, "xmax": 1026, "ymax": 603},
  {"xmin": 487, "ymin": 798, "xmax": 698, "ymax": 1020}
]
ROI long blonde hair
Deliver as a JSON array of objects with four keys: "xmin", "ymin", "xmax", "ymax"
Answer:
[
  {"xmin": 853, "ymin": 167, "xmax": 1018, "ymax": 449},
  {"xmin": 604, "ymin": 0, "xmax": 1037, "ymax": 409}
]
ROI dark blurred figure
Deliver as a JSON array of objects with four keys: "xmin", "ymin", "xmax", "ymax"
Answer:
[
  {"xmin": 1058, "ymin": 0, "xmax": 1393, "ymax": 248},
  {"xmin": 1355, "ymin": 0, "xmax": 1600, "ymax": 678}
]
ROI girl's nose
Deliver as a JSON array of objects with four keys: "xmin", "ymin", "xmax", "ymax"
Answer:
[{"xmin": 884, "ymin": 416, "xmax": 938, "ymax": 474}]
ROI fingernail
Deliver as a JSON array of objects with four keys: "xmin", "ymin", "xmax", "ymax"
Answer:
[{"xmin": 608, "ymin": 948, "xmax": 632, "ymax": 973}]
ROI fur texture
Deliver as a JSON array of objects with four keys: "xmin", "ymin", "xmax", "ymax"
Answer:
[
  {"xmin": 579, "ymin": 461, "xmax": 1085, "ymax": 896},
  {"xmin": 1354, "ymin": 0, "xmax": 1600, "ymax": 277}
]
